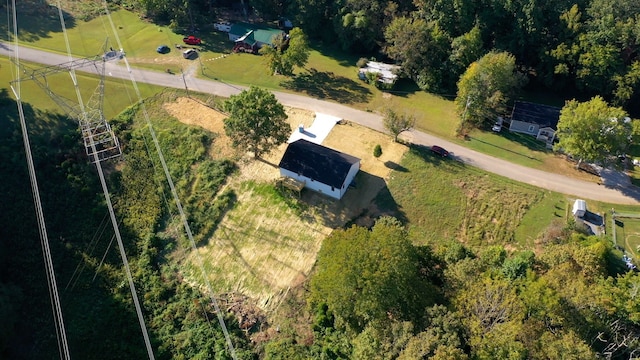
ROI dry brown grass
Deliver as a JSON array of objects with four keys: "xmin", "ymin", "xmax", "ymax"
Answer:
[
  {"xmin": 166, "ymin": 97, "xmax": 406, "ymax": 310},
  {"xmin": 542, "ymin": 154, "xmax": 601, "ymax": 183}
]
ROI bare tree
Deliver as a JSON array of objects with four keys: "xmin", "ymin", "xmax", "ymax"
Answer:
[{"xmin": 384, "ymin": 109, "xmax": 416, "ymax": 142}]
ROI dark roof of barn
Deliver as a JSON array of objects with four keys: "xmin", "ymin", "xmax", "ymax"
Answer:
[
  {"xmin": 511, "ymin": 101, "xmax": 561, "ymax": 129},
  {"xmin": 278, "ymin": 139, "xmax": 360, "ymax": 189}
]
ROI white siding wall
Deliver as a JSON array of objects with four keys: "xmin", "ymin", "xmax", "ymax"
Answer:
[{"xmin": 279, "ymin": 168, "xmax": 341, "ymax": 199}]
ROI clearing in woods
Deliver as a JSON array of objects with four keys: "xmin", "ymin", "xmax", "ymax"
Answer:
[{"xmin": 164, "ymin": 97, "xmax": 407, "ymax": 310}]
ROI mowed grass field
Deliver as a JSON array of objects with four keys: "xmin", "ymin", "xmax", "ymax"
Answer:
[
  {"xmin": 181, "ymin": 181, "xmax": 333, "ymax": 310},
  {"xmin": 376, "ymin": 145, "xmax": 568, "ymax": 248},
  {"xmin": 0, "ymin": 57, "xmax": 162, "ymax": 119},
  {"xmin": 612, "ymin": 212, "xmax": 640, "ymax": 260}
]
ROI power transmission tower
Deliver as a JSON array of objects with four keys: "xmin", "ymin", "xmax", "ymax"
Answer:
[{"xmin": 10, "ymin": 41, "xmax": 122, "ymax": 164}]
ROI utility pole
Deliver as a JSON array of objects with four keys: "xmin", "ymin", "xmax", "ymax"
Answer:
[
  {"xmin": 180, "ymin": 67, "xmax": 190, "ymax": 98},
  {"xmin": 457, "ymin": 95, "xmax": 472, "ymax": 137},
  {"xmin": 462, "ymin": 95, "xmax": 471, "ymax": 123}
]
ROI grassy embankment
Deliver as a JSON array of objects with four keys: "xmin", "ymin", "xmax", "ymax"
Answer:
[{"xmin": 374, "ymin": 145, "xmax": 568, "ymax": 249}]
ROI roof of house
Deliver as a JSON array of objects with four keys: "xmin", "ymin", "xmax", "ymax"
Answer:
[
  {"xmin": 511, "ymin": 101, "xmax": 561, "ymax": 129},
  {"xmin": 230, "ymin": 22, "xmax": 283, "ymax": 46},
  {"xmin": 278, "ymin": 139, "xmax": 360, "ymax": 189}
]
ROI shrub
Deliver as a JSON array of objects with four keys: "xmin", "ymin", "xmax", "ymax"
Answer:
[
  {"xmin": 357, "ymin": 57, "xmax": 369, "ymax": 68},
  {"xmin": 365, "ymin": 71, "xmax": 380, "ymax": 85},
  {"xmin": 373, "ymin": 144, "xmax": 382, "ymax": 158}
]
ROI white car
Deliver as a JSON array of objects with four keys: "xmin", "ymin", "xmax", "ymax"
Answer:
[
  {"xmin": 492, "ymin": 116, "xmax": 504, "ymax": 132},
  {"xmin": 182, "ymin": 49, "xmax": 197, "ymax": 59}
]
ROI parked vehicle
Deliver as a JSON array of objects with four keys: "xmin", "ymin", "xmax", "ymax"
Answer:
[
  {"xmin": 182, "ymin": 49, "xmax": 197, "ymax": 59},
  {"xmin": 430, "ymin": 145, "xmax": 449, "ymax": 157},
  {"xmin": 156, "ymin": 45, "xmax": 170, "ymax": 54},
  {"xmin": 492, "ymin": 116, "xmax": 504, "ymax": 132},
  {"xmin": 182, "ymin": 35, "xmax": 201, "ymax": 45}
]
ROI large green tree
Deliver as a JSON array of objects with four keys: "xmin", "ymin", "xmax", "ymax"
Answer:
[
  {"xmin": 309, "ymin": 217, "xmax": 435, "ymax": 332},
  {"xmin": 259, "ymin": 27, "xmax": 310, "ymax": 76},
  {"xmin": 554, "ymin": 96, "xmax": 635, "ymax": 165},
  {"xmin": 384, "ymin": 16, "xmax": 451, "ymax": 92},
  {"xmin": 223, "ymin": 86, "xmax": 290, "ymax": 159},
  {"xmin": 449, "ymin": 25, "xmax": 484, "ymax": 79},
  {"xmin": 455, "ymin": 51, "xmax": 525, "ymax": 134}
]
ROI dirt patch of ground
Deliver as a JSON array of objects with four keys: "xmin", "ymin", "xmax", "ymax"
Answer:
[
  {"xmin": 163, "ymin": 97, "xmax": 239, "ymax": 159},
  {"xmin": 164, "ymin": 97, "xmax": 316, "ymax": 173},
  {"xmin": 323, "ymin": 120, "xmax": 406, "ymax": 180}
]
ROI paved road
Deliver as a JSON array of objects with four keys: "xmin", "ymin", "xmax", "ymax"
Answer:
[{"xmin": 3, "ymin": 41, "xmax": 640, "ymax": 205}]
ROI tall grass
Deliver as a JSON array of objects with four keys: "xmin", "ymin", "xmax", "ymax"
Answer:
[{"xmin": 379, "ymin": 145, "xmax": 564, "ymax": 248}]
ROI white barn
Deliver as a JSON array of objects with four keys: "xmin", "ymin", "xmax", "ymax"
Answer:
[{"xmin": 278, "ymin": 139, "xmax": 360, "ymax": 199}]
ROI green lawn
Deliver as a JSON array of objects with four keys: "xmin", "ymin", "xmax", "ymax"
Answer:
[
  {"xmin": 0, "ymin": 10, "xmax": 572, "ymax": 168},
  {"xmin": 0, "ymin": 57, "xmax": 163, "ymax": 119},
  {"xmin": 376, "ymin": 145, "xmax": 566, "ymax": 248},
  {"xmin": 1, "ymin": 7, "xmax": 631, "ymax": 180},
  {"xmin": 612, "ymin": 214, "xmax": 640, "ymax": 260}
]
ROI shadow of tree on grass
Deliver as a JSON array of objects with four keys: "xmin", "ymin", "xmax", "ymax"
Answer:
[
  {"xmin": 0, "ymin": 2, "xmax": 76, "ymax": 43},
  {"xmin": 281, "ymin": 68, "xmax": 372, "ymax": 104}
]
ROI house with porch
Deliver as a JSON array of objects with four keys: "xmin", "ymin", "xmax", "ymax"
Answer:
[
  {"xmin": 508, "ymin": 101, "xmax": 561, "ymax": 148},
  {"xmin": 228, "ymin": 23, "xmax": 284, "ymax": 53},
  {"xmin": 278, "ymin": 139, "xmax": 360, "ymax": 200}
]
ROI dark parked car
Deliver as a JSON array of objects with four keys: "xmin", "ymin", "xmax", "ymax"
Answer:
[
  {"xmin": 430, "ymin": 145, "xmax": 449, "ymax": 157},
  {"xmin": 156, "ymin": 45, "xmax": 170, "ymax": 54}
]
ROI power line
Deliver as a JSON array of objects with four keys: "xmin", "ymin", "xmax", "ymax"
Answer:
[
  {"xmin": 102, "ymin": 3, "xmax": 239, "ymax": 358},
  {"xmin": 65, "ymin": 211, "xmax": 110, "ymax": 292},
  {"xmin": 52, "ymin": 1, "xmax": 156, "ymax": 357},
  {"xmin": 9, "ymin": 1, "xmax": 71, "ymax": 358}
]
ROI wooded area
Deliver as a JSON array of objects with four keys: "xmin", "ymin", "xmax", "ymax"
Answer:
[{"xmin": 136, "ymin": 0, "xmax": 640, "ymax": 115}]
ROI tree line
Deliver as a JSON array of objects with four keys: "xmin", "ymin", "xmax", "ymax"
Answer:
[
  {"xmin": 265, "ymin": 216, "xmax": 640, "ymax": 359},
  {"xmin": 135, "ymin": 0, "xmax": 640, "ymax": 115}
]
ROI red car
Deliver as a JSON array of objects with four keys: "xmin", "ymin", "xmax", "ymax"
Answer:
[
  {"xmin": 430, "ymin": 145, "xmax": 449, "ymax": 157},
  {"xmin": 182, "ymin": 35, "xmax": 202, "ymax": 45}
]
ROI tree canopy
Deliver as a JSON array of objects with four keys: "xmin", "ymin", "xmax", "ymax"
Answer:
[
  {"xmin": 384, "ymin": 16, "xmax": 450, "ymax": 92},
  {"xmin": 259, "ymin": 27, "xmax": 310, "ymax": 76},
  {"xmin": 383, "ymin": 109, "xmax": 415, "ymax": 142},
  {"xmin": 309, "ymin": 217, "xmax": 435, "ymax": 332},
  {"xmin": 455, "ymin": 51, "xmax": 526, "ymax": 134},
  {"xmin": 223, "ymin": 86, "xmax": 290, "ymax": 159},
  {"xmin": 554, "ymin": 96, "xmax": 635, "ymax": 164}
]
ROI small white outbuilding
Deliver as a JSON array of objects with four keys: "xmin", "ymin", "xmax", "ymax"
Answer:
[{"xmin": 572, "ymin": 199, "xmax": 587, "ymax": 218}]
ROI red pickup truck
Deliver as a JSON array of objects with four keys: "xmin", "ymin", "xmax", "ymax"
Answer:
[{"xmin": 182, "ymin": 35, "xmax": 201, "ymax": 45}]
